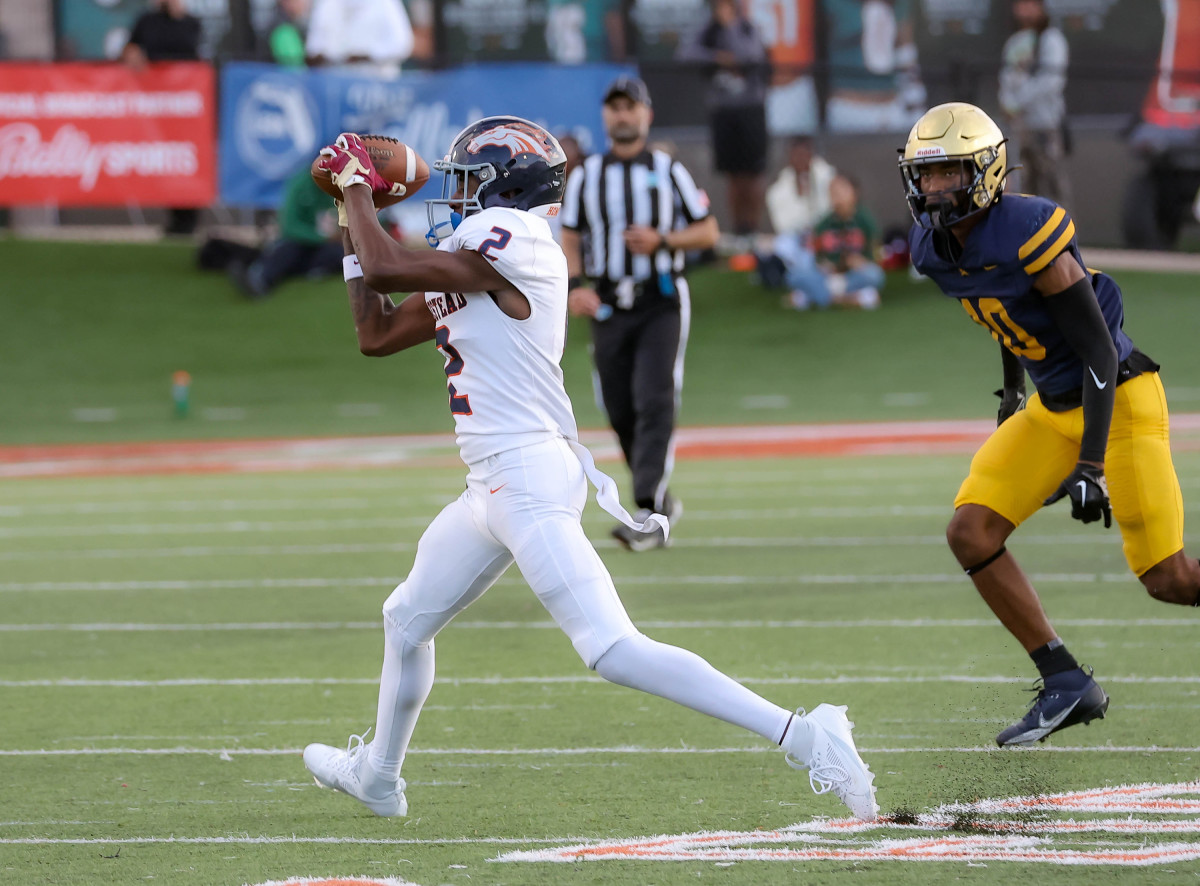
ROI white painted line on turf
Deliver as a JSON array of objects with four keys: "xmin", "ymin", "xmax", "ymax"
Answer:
[
  {"xmin": 1, "ymin": 617, "xmax": 1193, "ymax": 632},
  {"xmin": 3, "ymin": 503, "xmax": 1197, "ymax": 537},
  {"xmin": 1, "ymin": 745, "xmax": 1198, "ymax": 757},
  {"xmin": 3, "ymin": 674, "xmax": 1197, "ymax": 689},
  {"xmin": 0, "ymin": 542, "xmax": 416, "ymax": 561},
  {"xmin": 0, "ymin": 572, "xmax": 1164, "ymax": 592},
  {"xmin": 0, "ymin": 835, "xmax": 574, "ymax": 846},
  {"xmin": 2, "ymin": 532, "xmax": 1166, "ymax": 562},
  {"xmin": 0, "ymin": 498, "xmax": 377, "ymax": 517},
  {"xmin": 494, "ymin": 781, "xmax": 1200, "ymax": 866}
]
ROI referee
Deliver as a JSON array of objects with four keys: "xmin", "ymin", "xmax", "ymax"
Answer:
[{"xmin": 561, "ymin": 75, "xmax": 720, "ymax": 551}]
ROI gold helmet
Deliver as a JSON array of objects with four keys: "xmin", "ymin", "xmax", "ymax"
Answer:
[{"xmin": 898, "ymin": 102, "xmax": 1009, "ymax": 230}]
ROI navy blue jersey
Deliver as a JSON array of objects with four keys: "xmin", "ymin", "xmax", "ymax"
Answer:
[{"xmin": 909, "ymin": 194, "xmax": 1134, "ymax": 397}]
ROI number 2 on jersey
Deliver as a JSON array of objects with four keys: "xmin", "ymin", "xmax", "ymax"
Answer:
[
  {"xmin": 479, "ymin": 226, "xmax": 512, "ymax": 260},
  {"xmin": 435, "ymin": 325, "xmax": 472, "ymax": 415}
]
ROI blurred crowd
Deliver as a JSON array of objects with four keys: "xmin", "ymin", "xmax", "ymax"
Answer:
[{"xmin": 2, "ymin": 0, "xmax": 1198, "ymax": 281}]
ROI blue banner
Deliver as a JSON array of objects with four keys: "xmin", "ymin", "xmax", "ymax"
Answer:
[{"xmin": 219, "ymin": 62, "xmax": 633, "ymax": 208}]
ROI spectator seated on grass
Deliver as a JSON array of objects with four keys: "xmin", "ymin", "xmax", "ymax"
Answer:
[
  {"xmin": 756, "ymin": 135, "xmax": 836, "ymax": 288},
  {"xmin": 229, "ymin": 165, "xmax": 343, "ymax": 300},
  {"xmin": 783, "ymin": 174, "xmax": 883, "ymax": 311}
]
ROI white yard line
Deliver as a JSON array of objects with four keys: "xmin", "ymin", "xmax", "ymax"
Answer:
[
  {"xmin": 0, "ymin": 834, "xmax": 576, "ymax": 845},
  {"xmin": 2, "ymin": 674, "xmax": 1197, "ymax": 688},
  {"xmin": 0, "ymin": 616, "xmax": 1193, "ymax": 633},
  {"xmin": 1, "ymin": 532, "xmax": 1173, "ymax": 562},
  {"xmin": 2, "ymin": 614, "xmax": 1190, "ymax": 629},
  {"xmin": 0, "ymin": 506, "xmax": 979, "ymax": 539},
  {"xmin": 0, "ymin": 572, "xmax": 1159, "ymax": 593},
  {"xmin": 1, "ymin": 745, "xmax": 1198, "ymax": 757},
  {"xmin": 0, "ymin": 498, "xmax": 377, "ymax": 517}
]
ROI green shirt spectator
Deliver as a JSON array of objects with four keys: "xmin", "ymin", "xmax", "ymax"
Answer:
[
  {"xmin": 813, "ymin": 205, "xmax": 877, "ymax": 272},
  {"xmin": 229, "ymin": 165, "xmax": 342, "ymax": 300},
  {"xmin": 784, "ymin": 174, "xmax": 884, "ymax": 311},
  {"xmin": 279, "ymin": 168, "xmax": 332, "ymax": 246}
]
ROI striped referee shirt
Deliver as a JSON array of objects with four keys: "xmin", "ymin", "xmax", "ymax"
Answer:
[{"xmin": 560, "ymin": 148, "xmax": 710, "ymax": 288}]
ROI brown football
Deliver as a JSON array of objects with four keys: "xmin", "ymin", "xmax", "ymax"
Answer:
[{"xmin": 310, "ymin": 135, "xmax": 430, "ymax": 208}]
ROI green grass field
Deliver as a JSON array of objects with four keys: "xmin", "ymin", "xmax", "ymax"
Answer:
[
  {"xmin": 2, "ymin": 241, "xmax": 1199, "ymax": 884},
  {"xmin": 3, "ymin": 457, "xmax": 1198, "ymax": 885},
  {"xmin": 3, "ymin": 239, "xmax": 1199, "ymax": 445}
]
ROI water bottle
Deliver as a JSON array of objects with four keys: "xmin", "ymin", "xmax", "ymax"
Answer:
[
  {"xmin": 594, "ymin": 304, "xmax": 613, "ymax": 322},
  {"xmin": 172, "ymin": 370, "xmax": 191, "ymax": 418}
]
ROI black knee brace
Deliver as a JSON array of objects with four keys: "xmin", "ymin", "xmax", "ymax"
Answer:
[{"xmin": 964, "ymin": 545, "xmax": 1007, "ymax": 576}]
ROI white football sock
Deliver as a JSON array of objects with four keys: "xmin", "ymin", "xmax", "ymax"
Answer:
[
  {"xmin": 781, "ymin": 713, "xmax": 816, "ymax": 762},
  {"xmin": 593, "ymin": 633, "xmax": 793, "ymax": 743},
  {"xmin": 368, "ymin": 615, "xmax": 436, "ymax": 782}
]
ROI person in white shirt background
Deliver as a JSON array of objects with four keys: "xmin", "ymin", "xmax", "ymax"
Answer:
[
  {"xmin": 304, "ymin": 0, "xmax": 414, "ymax": 78},
  {"xmin": 757, "ymin": 136, "xmax": 836, "ymax": 288}
]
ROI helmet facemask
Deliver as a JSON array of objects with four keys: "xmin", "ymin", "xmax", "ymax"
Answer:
[
  {"xmin": 425, "ymin": 164, "xmax": 498, "ymax": 246},
  {"xmin": 899, "ymin": 145, "xmax": 1006, "ymax": 232}
]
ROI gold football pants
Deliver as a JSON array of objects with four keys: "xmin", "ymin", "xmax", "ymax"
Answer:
[{"xmin": 955, "ymin": 372, "xmax": 1184, "ymax": 576}]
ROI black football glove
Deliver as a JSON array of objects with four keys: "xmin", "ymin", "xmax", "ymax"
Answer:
[
  {"xmin": 993, "ymin": 387, "xmax": 1027, "ymax": 426},
  {"xmin": 1043, "ymin": 463, "xmax": 1112, "ymax": 528}
]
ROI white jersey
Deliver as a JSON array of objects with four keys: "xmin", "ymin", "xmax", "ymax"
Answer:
[{"xmin": 428, "ymin": 206, "xmax": 577, "ymax": 465}]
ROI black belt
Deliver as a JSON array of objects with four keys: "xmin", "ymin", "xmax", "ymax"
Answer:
[
  {"xmin": 1039, "ymin": 349, "xmax": 1161, "ymax": 412},
  {"xmin": 596, "ymin": 274, "xmax": 680, "ymax": 305}
]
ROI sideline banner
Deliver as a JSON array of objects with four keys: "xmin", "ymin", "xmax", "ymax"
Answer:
[
  {"xmin": 219, "ymin": 62, "xmax": 632, "ymax": 208},
  {"xmin": 0, "ymin": 62, "xmax": 216, "ymax": 207}
]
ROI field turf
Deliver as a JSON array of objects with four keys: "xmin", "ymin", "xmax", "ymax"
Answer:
[
  {"xmin": 3, "ymin": 239, "xmax": 1198, "ymax": 445},
  {"xmin": 1, "ymin": 240, "xmax": 1198, "ymax": 884}
]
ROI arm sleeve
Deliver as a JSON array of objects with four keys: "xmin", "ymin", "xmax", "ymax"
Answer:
[
  {"xmin": 671, "ymin": 161, "xmax": 710, "ymax": 224},
  {"xmin": 1042, "ymin": 275, "xmax": 1118, "ymax": 463},
  {"xmin": 1000, "ymin": 343, "xmax": 1025, "ymax": 391}
]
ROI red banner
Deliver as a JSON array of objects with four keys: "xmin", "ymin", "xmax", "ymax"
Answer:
[{"xmin": 0, "ymin": 62, "xmax": 215, "ymax": 207}]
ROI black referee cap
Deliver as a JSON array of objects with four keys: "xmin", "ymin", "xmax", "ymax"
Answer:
[{"xmin": 603, "ymin": 75, "xmax": 652, "ymax": 108}]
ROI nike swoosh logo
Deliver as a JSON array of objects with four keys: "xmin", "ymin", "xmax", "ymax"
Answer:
[
  {"xmin": 489, "ymin": 485, "xmax": 506, "ymax": 495},
  {"xmin": 1076, "ymin": 480, "xmax": 1088, "ymax": 507},
  {"xmin": 1088, "ymin": 367, "xmax": 1108, "ymax": 389},
  {"xmin": 1037, "ymin": 697, "xmax": 1079, "ymax": 730},
  {"xmin": 983, "ymin": 264, "xmax": 997, "ymax": 270}
]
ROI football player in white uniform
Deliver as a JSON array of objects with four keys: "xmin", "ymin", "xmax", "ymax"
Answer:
[{"xmin": 303, "ymin": 120, "xmax": 879, "ymax": 821}]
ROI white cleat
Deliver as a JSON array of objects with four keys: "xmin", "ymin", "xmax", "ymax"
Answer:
[
  {"xmin": 303, "ymin": 731, "xmax": 407, "ymax": 817},
  {"xmin": 785, "ymin": 703, "xmax": 879, "ymax": 821}
]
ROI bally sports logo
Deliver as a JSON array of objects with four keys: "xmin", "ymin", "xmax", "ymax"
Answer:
[
  {"xmin": 0, "ymin": 123, "xmax": 197, "ymax": 191},
  {"xmin": 467, "ymin": 123, "xmax": 556, "ymax": 159}
]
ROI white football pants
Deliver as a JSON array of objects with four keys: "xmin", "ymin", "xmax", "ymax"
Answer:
[{"xmin": 368, "ymin": 436, "xmax": 794, "ymax": 779}]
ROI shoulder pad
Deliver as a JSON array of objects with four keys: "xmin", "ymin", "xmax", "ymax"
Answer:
[{"xmin": 1007, "ymin": 196, "xmax": 1076, "ymax": 276}]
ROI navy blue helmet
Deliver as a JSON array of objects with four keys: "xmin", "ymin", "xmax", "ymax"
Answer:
[{"xmin": 426, "ymin": 116, "xmax": 567, "ymax": 244}]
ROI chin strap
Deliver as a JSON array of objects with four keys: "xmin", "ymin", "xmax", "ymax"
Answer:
[{"xmin": 425, "ymin": 212, "xmax": 464, "ymax": 247}]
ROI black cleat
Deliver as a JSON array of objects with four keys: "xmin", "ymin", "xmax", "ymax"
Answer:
[{"xmin": 996, "ymin": 668, "xmax": 1110, "ymax": 747}]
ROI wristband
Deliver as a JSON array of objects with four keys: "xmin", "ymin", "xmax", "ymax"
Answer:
[
  {"xmin": 568, "ymin": 275, "xmax": 584, "ymax": 291},
  {"xmin": 343, "ymin": 254, "xmax": 364, "ymax": 281}
]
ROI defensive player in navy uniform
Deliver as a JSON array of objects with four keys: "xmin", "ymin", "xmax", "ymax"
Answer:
[{"xmin": 899, "ymin": 102, "xmax": 1200, "ymax": 747}]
